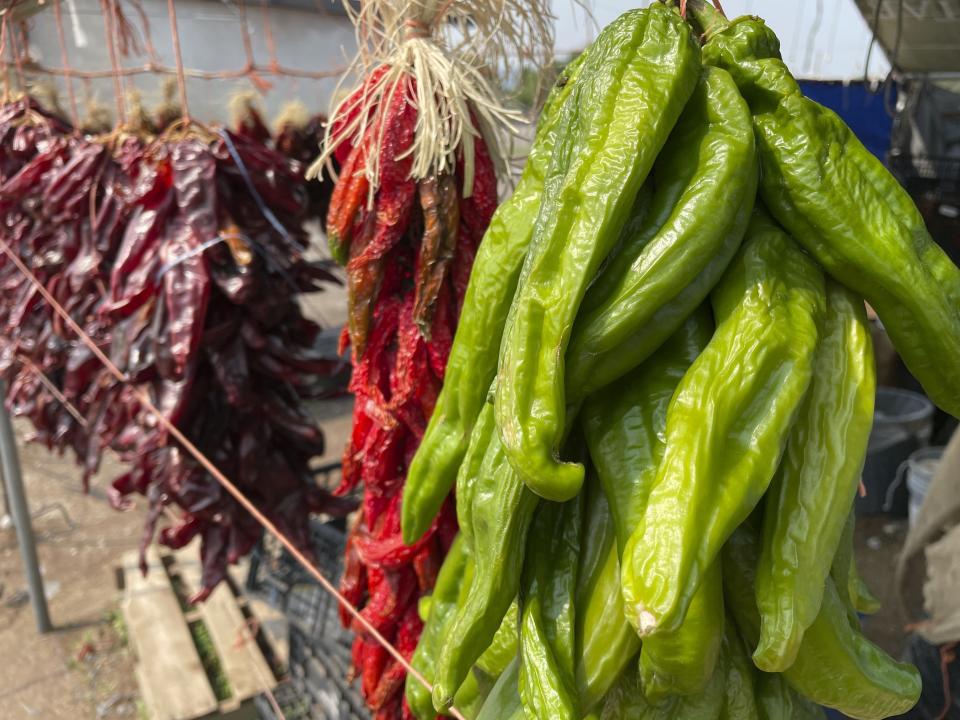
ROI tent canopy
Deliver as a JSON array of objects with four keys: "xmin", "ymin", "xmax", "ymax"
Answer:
[{"xmin": 855, "ymin": 0, "xmax": 960, "ymax": 74}]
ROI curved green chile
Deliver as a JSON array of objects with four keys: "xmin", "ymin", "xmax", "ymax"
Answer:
[
  {"xmin": 495, "ymin": 4, "xmax": 701, "ymax": 503},
  {"xmin": 476, "ymin": 656, "xmax": 525, "ymax": 720},
  {"xmin": 830, "ymin": 510, "xmax": 881, "ymax": 616},
  {"xmin": 400, "ymin": 51, "xmax": 591, "ymax": 546},
  {"xmin": 567, "ymin": 65, "xmax": 756, "ymax": 401},
  {"xmin": 406, "ymin": 534, "xmax": 472, "ymax": 719},
  {"xmin": 456, "ymin": 401, "xmax": 496, "ymax": 552},
  {"xmin": 696, "ymin": 7, "xmax": 960, "ymax": 418},
  {"xmin": 582, "ymin": 307, "xmax": 713, "ymax": 555},
  {"xmin": 723, "ymin": 525, "xmax": 921, "ymax": 719},
  {"xmin": 433, "ymin": 426, "xmax": 539, "ymax": 711},
  {"xmin": 519, "ymin": 496, "xmax": 583, "ymax": 720},
  {"xmin": 621, "ymin": 210, "xmax": 825, "ymax": 637},
  {"xmin": 755, "ymin": 281, "xmax": 876, "ymax": 671},
  {"xmin": 720, "ymin": 623, "xmax": 759, "ymax": 720},
  {"xmin": 476, "ymin": 600, "xmax": 519, "ymax": 678},
  {"xmin": 573, "ymin": 474, "xmax": 641, "ymax": 712},
  {"xmin": 756, "ymin": 672, "xmax": 827, "ymax": 720},
  {"xmin": 582, "ymin": 309, "xmax": 723, "ymax": 700}
]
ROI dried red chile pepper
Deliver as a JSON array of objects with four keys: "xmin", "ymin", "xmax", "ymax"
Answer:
[{"xmin": 326, "ymin": 73, "xmax": 498, "ymax": 718}]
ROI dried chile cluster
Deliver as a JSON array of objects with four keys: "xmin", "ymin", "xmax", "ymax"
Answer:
[
  {"xmin": 326, "ymin": 74, "xmax": 498, "ymax": 719},
  {"xmin": 0, "ymin": 96, "xmax": 349, "ymax": 599}
]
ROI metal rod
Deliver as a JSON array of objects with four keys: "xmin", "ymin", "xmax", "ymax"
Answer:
[{"xmin": 0, "ymin": 381, "xmax": 52, "ymax": 634}]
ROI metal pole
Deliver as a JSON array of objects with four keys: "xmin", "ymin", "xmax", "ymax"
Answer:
[{"xmin": 0, "ymin": 381, "xmax": 52, "ymax": 633}]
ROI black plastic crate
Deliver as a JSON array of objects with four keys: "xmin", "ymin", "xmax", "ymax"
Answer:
[{"xmin": 249, "ymin": 491, "xmax": 367, "ymax": 720}]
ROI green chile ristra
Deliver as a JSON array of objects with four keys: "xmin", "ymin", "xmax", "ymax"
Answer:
[
  {"xmin": 518, "ymin": 496, "xmax": 583, "ymax": 720},
  {"xmin": 400, "ymin": 50, "xmax": 591, "ymax": 545},
  {"xmin": 584, "ymin": 309, "xmax": 725, "ymax": 702},
  {"xmin": 567, "ymin": 64, "xmax": 756, "ymax": 401},
  {"xmin": 495, "ymin": 3, "xmax": 701, "ymax": 503},
  {"xmin": 621, "ymin": 210, "xmax": 825, "ymax": 638},
  {"xmin": 723, "ymin": 525, "xmax": 921, "ymax": 719},
  {"xmin": 755, "ymin": 280, "xmax": 875, "ymax": 672},
  {"xmin": 692, "ymin": 1, "xmax": 960, "ymax": 418}
]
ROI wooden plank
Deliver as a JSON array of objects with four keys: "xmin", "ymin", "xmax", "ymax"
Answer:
[
  {"xmin": 173, "ymin": 542, "xmax": 277, "ymax": 702},
  {"xmin": 121, "ymin": 549, "xmax": 218, "ymax": 720}
]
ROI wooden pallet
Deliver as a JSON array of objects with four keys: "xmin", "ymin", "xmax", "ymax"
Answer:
[{"xmin": 121, "ymin": 542, "xmax": 281, "ymax": 720}]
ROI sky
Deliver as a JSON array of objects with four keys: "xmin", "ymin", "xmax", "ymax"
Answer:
[{"xmin": 552, "ymin": 0, "xmax": 893, "ymax": 81}]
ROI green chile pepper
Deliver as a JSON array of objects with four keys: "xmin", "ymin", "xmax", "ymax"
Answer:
[
  {"xmin": 476, "ymin": 600, "xmax": 519, "ymax": 678},
  {"xmin": 601, "ymin": 655, "xmax": 725, "ymax": 720},
  {"xmin": 567, "ymin": 64, "xmax": 756, "ymax": 401},
  {"xmin": 575, "ymin": 540, "xmax": 641, "ymax": 713},
  {"xmin": 433, "ymin": 425, "xmax": 539, "ymax": 711},
  {"xmin": 407, "ymin": 534, "xmax": 472, "ymax": 719},
  {"xmin": 476, "ymin": 656, "xmax": 525, "ymax": 720},
  {"xmin": 692, "ymin": 2, "xmax": 960, "ymax": 418},
  {"xmin": 755, "ymin": 280, "xmax": 876, "ymax": 671},
  {"xmin": 582, "ymin": 307, "xmax": 713, "ymax": 555},
  {"xmin": 456, "ymin": 401, "xmax": 497, "ymax": 553},
  {"xmin": 582, "ymin": 309, "xmax": 723, "ymax": 701},
  {"xmin": 723, "ymin": 525, "xmax": 921, "ymax": 719},
  {"xmin": 401, "ymin": 50, "xmax": 591, "ymax": 545},
  {"xmin": 720, "ymin": 622, "xmax": 759, "ymax": 720},
  {"xmin": 830, "ymin": 510, "xmax": 881, "ymax": 616},
  {"xmin": 519, "ymin": 496, "xmax": 583, "ymax": 720},
  {"xmin": 755, "ymin": 672, "xmax": 827, "ymax": 720},
  {"xmin": 574, "ymin": 473, "xmax": 641, "ymax": 713},
  {"xmin": 495, "ymin": 4, "xmax": 701, "ymax": 503},
  {"xmin": 622, "ymin": 210, "xmax": 825, "ymax": 637}
]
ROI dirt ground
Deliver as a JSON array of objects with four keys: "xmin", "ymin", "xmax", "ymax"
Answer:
[{"xmin": 0, "ymin": 424, "xmax": 145, "ymax": 720}]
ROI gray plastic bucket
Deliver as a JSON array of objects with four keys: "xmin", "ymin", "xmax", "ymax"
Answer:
[
  {"xmin": 857, "ymin": 387, "xmax": 934, "ymax": 516},
  {"xmin": 894, "ymin": 446, "xmax": 944, "ymax": 528}
]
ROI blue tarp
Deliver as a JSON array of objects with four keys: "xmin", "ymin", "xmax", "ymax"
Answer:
[{"xmin": 799, "ymin": 81, "xmax": 894, "ymax": 162}]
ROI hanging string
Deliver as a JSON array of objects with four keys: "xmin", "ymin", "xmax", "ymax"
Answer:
[
  {"xmin": 1, "ymin": 14, "xmax": 10, "ymax": 102},
  {"xmin": 18, "ymin": 356, "xmax": 88, "ymax": 428},
  {"xmin": 165, "ymin": 0, "xmax": 190, "ymax": 122},
  {"xmin": 7, "ymin": 16, "xmax": 26, "ymax": 94},
  {"xmin": 236, "ymin": 0, "xmax": 272, "ymax": 92},
  {"xmin": 53, "ymin": 0, "xmax": 80, "ymax": 127},
  {"xmin": 100, "ymin": 0, "xmax": 127, "ymax": 125},
  {"xmin": 0, "ymin": 236, "xmax": 468, "ymax": 720},
  {"xmin": 259, "ymin": 0, "xmax": 280, "ymax": 74}
]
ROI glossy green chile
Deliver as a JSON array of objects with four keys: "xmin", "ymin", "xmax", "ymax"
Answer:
[
  {"xmin": 574, "ymin": 475, "xmax": 641, "ymax": 713},
  {"xmin": 723, "ymin": 525, "xmax": 921, "ymax": 719},
  {"xmin": 582, "ymin": 309, "xmax": 724, "ymax": 701},
  {"xmin": 400, "ymin": 50, "xmax": 591, "ymax": 545},
  {"xmin": 720, "ymin": 623, "xmax": 759, "ymax": 720},
  {"xmin": 830, "ymin": 509, "xmax": 881, "ymax": 616},
  {"xmin": 519, "ymin": 496, "xmax": 583, "ymax": 720},
  {"xmin": 566, "ymin": 64, "xmax": 756, "ymax": 401},
  {"xmin": 455, "ymin": 401, "xmax": 497, "ymax": 553},
  {"xmin": 495, "ymin": 4, "xmax": 701, "ymax": 503},
  {"xmin": 476, "ymin": 600, "xmax": 519, "ymax": 678},
  {"xmin": 755, "ymin": 280, "xmax": 876, "ymax": 671},
  {"xmin": 755, "ymin": 672, "xmax": 827, "ymax": 720},
  {"xmin": 432, "ymin": 424, "xmax": 539, "ymax": 711},
  {"xmin": 476, "ymin": 657, "xmax": 525, "ymax": 720},
  {"xmin": 693, "ymin": 3, "xmax": 960, "ymax": 418},
  {"xmin": 406, "ymin": 534, "xmax": 473, "ymax": 720},
  {"xmin": 621, "ymin": 210, "xmax": 825, "ymax": 637},
  {"xmin": 600, "ymin": 653, "xmax": 725, "ymax": 720}
]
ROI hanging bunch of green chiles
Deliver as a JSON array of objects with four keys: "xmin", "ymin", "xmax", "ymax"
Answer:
[{"xmin": 400, "ymin": 0, "xmax": 949, "ymax": 717}]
